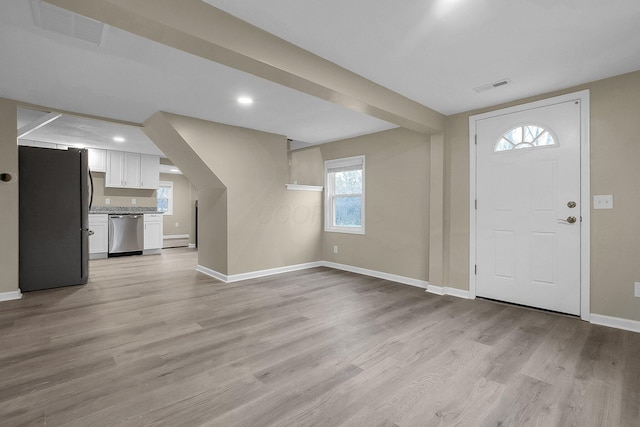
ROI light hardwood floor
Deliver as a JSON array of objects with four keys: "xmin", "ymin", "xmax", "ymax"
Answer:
[{"xmin": 1, "ymin": 248, "xmax": 638, "ymax": 426}]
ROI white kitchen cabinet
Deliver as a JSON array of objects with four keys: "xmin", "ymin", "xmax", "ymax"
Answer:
[
  {"xmin": 25, "ymin": 140, "xmax": 57, "ymax": 149},
  {"xmin": 143, "ymin": 213, "xmax": 163, "ymax": 254},
  {"xmin": 18, "ymin": 140, "xmax": 65, "ymax": 149},
  {"xmin": 140, "ymin": 154, "xmax": 159, "ymax": 189},
  {"xmin": 105, "ymin": 150, "xmax": 159, "ymax": 189},
  {"xmin": 105, "ymin": 150, "xmax": 125, "ymax": 187},
  {"xmin": 123, "ymin": 152, "xmax": 141, "ymax": 188},
  {"xmin": 88, "ymin": 214, "xmax": 108, "ymax": 259},
  {"xmin": 106, "ymin": 151, "xmax": 139, "ymax": 188},
  {"xmin": 88, "ymin": 148, "xmax": 107, "ymax": 172}
]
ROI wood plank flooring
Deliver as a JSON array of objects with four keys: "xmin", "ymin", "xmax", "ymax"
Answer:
[{"xmin": 1, "ymin": 248, "xmax": 638, "ymax": 426}]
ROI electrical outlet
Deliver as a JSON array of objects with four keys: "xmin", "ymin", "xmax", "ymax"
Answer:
[
  {"xmin": 175, "ymin": 222, "xmax": 179, "ymax": 227},
  {"xmin": 593, "ymin": 195, "xmax": 613, "ymax": 209},
  {"xmin": 635, "ymin": 282, "xmax": 640, "ymax": 297},
  {"xmin": 333, "ymin": 245, "xmax": 338, "ymax": 254},
  {"xmin": 105, "ymin": 198, "xmax": 110, "ymax": 205},
  {"xmin": 132, "ymin": 198, "xmax": 137, "ymax": 205}
]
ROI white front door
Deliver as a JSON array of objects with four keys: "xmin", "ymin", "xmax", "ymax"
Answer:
[{"xmin": 475, "ymin": 99, "xmax": 582, "ymax": 315}]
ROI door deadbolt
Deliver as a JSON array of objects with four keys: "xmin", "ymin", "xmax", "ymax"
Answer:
[{"xmin": 567, "ymin": 201, "xmax": 577, "ymax": 208}]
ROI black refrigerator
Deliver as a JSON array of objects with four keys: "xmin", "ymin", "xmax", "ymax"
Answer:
[{"xmin": 19, "ymin": 146, "xmax": 91, "ymax": 292}]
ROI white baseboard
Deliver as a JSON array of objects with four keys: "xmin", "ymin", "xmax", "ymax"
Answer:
[
  {"xmin": 196, "ymin": 261, "xmax": 438, "ymax": 298},
  {"xmin": 425, "ymin": 284, "xmax": 473, "ymax": 299},
  {"xmin": 163, "ymin": 234, "xmax": 189, "ymax": 240},
  {"xmin": 196, "ymin": 265, "xmax": 228, "ymax": 282},
  {"xmin": 197, "ymin": 260, "xmax": 465, "ymax": 301},
  {"xmin": 229, "ymin": 262, "xmax": 325, "ymax": 282},
  {"xmin": 188, "ymin": 243, "xmax": 196, "ymax": 249},
  {"xmin": 0, "ymin": 290, "xmax": 22, "ymax": 302},
  {"xmin": 590, "ymin": 314, "xmax": 640, "ymax": 334},
  {"xmin": 321, "ymin": 261, "xmax": 429, "ymax": 289},
  {"xmin": 197, "ymin": 262, "xmax": 324, "ymax": 283}
]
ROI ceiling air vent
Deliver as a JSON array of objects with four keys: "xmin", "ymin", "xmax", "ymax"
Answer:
[
  {"xmin": 30, "ymin": 0, "xmax": 105, "ymax": 46},
  {"xmin": 473, "ymin": 78, "xmax": 512, "ymax": 93}
]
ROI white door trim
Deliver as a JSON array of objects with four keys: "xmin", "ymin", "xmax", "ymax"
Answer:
[{"xmin": 469, "ymin": 90, "xmax": 590, "ymax": 321}]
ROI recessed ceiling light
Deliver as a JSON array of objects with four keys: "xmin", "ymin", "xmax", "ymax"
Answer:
[
  {"xmin": 237, "ymin": 97, "xmax": 254, "ymax": 105},
  {"xmin": 113, "ymin": 136, "xmax": 125, "ymax": 142}
]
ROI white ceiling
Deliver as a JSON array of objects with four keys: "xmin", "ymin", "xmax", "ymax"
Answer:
[
  {"xmin": 17, "ymin": 107, "xmax": 164, "ymax": 156},
  {"xmin": 206, "ymin": 0, "xmax": 640, "ymax": 115},
  {"xmin": 2, "ymin": 0, "xmax": 640, "ymax": 152},
  {"xmin": 1, "ymin": 0, "xmax": 395, "ymax": 152}
]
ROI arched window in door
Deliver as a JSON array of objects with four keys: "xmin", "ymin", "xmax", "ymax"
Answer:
[{"xmin": 495, "ymin": 125, "xmax": 556, "ymax": 152}]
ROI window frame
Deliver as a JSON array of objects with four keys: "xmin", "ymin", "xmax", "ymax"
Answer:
[
  {"xmin": 157, "ymin": 181, "xmax": 174, "ymax": 215},
  {"xmin": 324, "ymin": 155, "xmax": 365, "ymax": 235},
  {"xmin": 494, "ymin": 124, "xmax": 558, "ymax": 152}
]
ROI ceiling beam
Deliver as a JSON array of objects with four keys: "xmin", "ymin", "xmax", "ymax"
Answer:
[
  {"xmin": 17, "ymin": 112, "xmax": 62, "ymax": 139},
  {"xmin": 44, "ymin": 0, "xmax": 445, "ymax": 134}
]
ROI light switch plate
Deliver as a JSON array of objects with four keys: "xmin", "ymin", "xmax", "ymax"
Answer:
[
  {"xmin": 593, "ymin": 195, "xmax": 613, "ymax": 209},
  {"xmin": 635, "ymin": 282, "xmax": 640, "ymax": 297}
]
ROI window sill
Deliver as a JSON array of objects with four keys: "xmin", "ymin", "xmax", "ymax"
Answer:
[
  {"xmin": 324, "ymin": 226, "xmax": 365, "ymax": 235},
  {"xmin": 285, "ymin": 184, "xmax": 323, "ymax": 192}
]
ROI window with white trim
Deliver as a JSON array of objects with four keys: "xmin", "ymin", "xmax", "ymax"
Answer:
[
  {"xmin": 157, "ymin": 181, "xmax": 174, "ymax": 215},
  {"xmin": 325, "ymin": 156, "xmax": 365, "ymax": 234}
]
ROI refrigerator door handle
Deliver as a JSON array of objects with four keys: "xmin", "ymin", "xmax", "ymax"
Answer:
[{"xmin": 89, "ymin": 171, "xmax": 94, "ymax": 210}]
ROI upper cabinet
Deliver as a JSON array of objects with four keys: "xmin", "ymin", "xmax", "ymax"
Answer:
[
  {"xmin": 105, "ymin": 150, "xmax": 125, "ymax": 187},
  {"xmin": 140, "ymin": 154, "xmax": 160, "ymax": 189},
  {"xmin": 88, "ymin": 148, "xmax": 107, "ymax": 172},
  {"xmin": 123, "ymin": 152, "xmax": 141, "ymax": 188},
  {"xmin": 105, "ymin": 150, "xmax": 159, "ymax": 189}
]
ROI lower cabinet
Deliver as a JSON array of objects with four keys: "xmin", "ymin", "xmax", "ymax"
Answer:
[
  {"xmin": 144, "ymin": 214, "xmax": 163, "ymax": 254},
  {"xmin": 88, "ymin": 214, "xmax": 108, "ymax": 259}
]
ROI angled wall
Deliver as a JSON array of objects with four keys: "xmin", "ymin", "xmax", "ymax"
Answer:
[
  {"xmin": 143, "ymin": 112, "xmax": 228, "ymax": 274},
  {"xmin": 144, "ymin": 112, "xmax": 322, "ymax": 276}
]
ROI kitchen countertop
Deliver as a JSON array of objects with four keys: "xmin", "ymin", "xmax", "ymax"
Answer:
[{"xmin": 89, "ymin": 206, "xmax": 163, "ymax": 214}]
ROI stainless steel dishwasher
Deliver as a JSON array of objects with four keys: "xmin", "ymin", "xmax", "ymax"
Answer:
[{"xmin": 108, "ymin": 214, "xmax": 144, "ymax": 256}]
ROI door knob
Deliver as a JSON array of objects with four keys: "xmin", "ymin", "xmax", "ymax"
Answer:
[
  {"xmin": 558, "ymin": 216, "xmax": 577, "ymax": 224},
  {"xmin": 567, "ymin": 201, "xmax": 576, "ymax": 208}
]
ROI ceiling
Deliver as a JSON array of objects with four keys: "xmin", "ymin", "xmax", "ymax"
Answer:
[
  {"xmin": 205, "ymin": 0, "xmax": 640, "ymax": 114},
  {"xmin": 17, "ymin": 107, "xmax": 164, "ymax": 156},
  {"xmin": 2, "ymin": 0, "xmax": 640, "ymax": 153}
]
